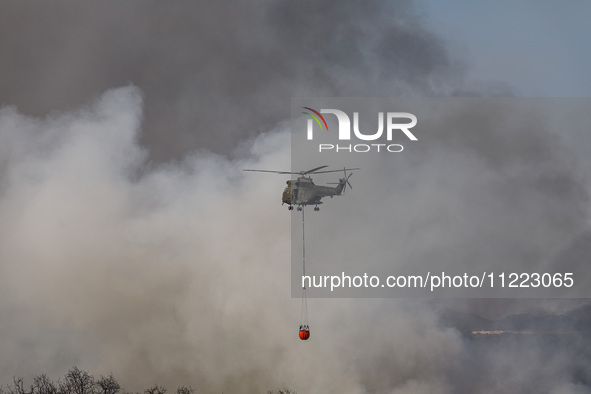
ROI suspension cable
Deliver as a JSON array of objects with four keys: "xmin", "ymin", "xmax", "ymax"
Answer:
[
  {"xmin": 302, "ymin": 207, "xmax": 305, "ymax": 280},
  {"xmin": 300, "ymin": 207, "xmax": 308, "ymax": 326}
]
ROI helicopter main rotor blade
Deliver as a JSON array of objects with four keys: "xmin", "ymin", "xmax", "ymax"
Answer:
[
  {"xmin": 244, "ymin": 167, "xmax": 360, "ymax": 175},
  {"xmin": 243, "ymin": 169, "xmax": 295, "ymax": 174},
  {"xmin": 303, "ymin": 165, "xmax": 329, "ymax": 174},
  {"xmin": 307, "ymin": 167, "xmax": 361, "ymax": 174},
  {"xmin": 244, "ymin": 168, "xmax": 329, "ymax": 175}
]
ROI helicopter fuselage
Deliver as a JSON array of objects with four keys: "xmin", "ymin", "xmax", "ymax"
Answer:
[
  {"xmin": 282, "ymin": 176, "xmax": 345, "ymax": 207},
  {"xmin": 243, "ymin": 165, "xmax": 357, "ymax": 211}
]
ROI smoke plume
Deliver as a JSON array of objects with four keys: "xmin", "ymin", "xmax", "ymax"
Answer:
[
  {"xmin": 2, "ymin": 85, "xmax": 591, "ymax": 394},
  {"xmin": 1, "ymin": 1, "xmax": 591, "ymax": 393}
]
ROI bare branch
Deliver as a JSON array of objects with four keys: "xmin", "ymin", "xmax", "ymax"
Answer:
[{"xmin": 143, "ymin": 385, "xmax": 166, "ymax": 394}]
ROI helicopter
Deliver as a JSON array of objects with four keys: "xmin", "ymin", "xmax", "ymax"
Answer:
[{"xmin": 243, "ymin": 165, "xmax": 359, "ymax": 211}]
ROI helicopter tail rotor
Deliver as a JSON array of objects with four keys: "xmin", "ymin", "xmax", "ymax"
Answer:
[
  {"xmin": 329, "ymin": 168, "xmax": 353, "ymax": 194},
  {"xmin": 343, "ymin": 167, "xmax": 353, "ymax": 192}
]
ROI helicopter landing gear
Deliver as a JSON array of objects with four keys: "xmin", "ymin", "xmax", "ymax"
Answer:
[
  {"xmin": 314, "ymin": 206, "xmax": 319, "ymax": 212},
  {"xmin": 288, "ymin": 205, "xmax": 293, "ymax": 210}
]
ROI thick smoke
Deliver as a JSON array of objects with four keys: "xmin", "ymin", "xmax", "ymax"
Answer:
[
  {"xmin": 2, "ymin": 87, "xmax": 591, "ymax": 394},
  {"xmin": 0, "ymin": 0, "xmax": 464, "ymax": 161},
  {"xmin": 0, "ymin": 87, "xmax": 464, "ymax": 393},
  {"xmin": 2, "ymin": 0, "xmax": 591, "ymax": 392}
]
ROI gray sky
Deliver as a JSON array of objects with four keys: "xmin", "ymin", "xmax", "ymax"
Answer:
[
  {"xmin": 420, "ymin": 0, "xmax": 591, "ymax": 96},
  {"xmin": 1, "ymin": 1, "xmax": 591, "ymax": 393}
]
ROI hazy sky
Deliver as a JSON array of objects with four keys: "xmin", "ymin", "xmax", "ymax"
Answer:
[
  {"xmin": 420, "ymin": 0, "xmax": 591, "ymax": 97},
  {"xmin": 1, "ymin": 1, "xmax": 591, "ymax": 393}
]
